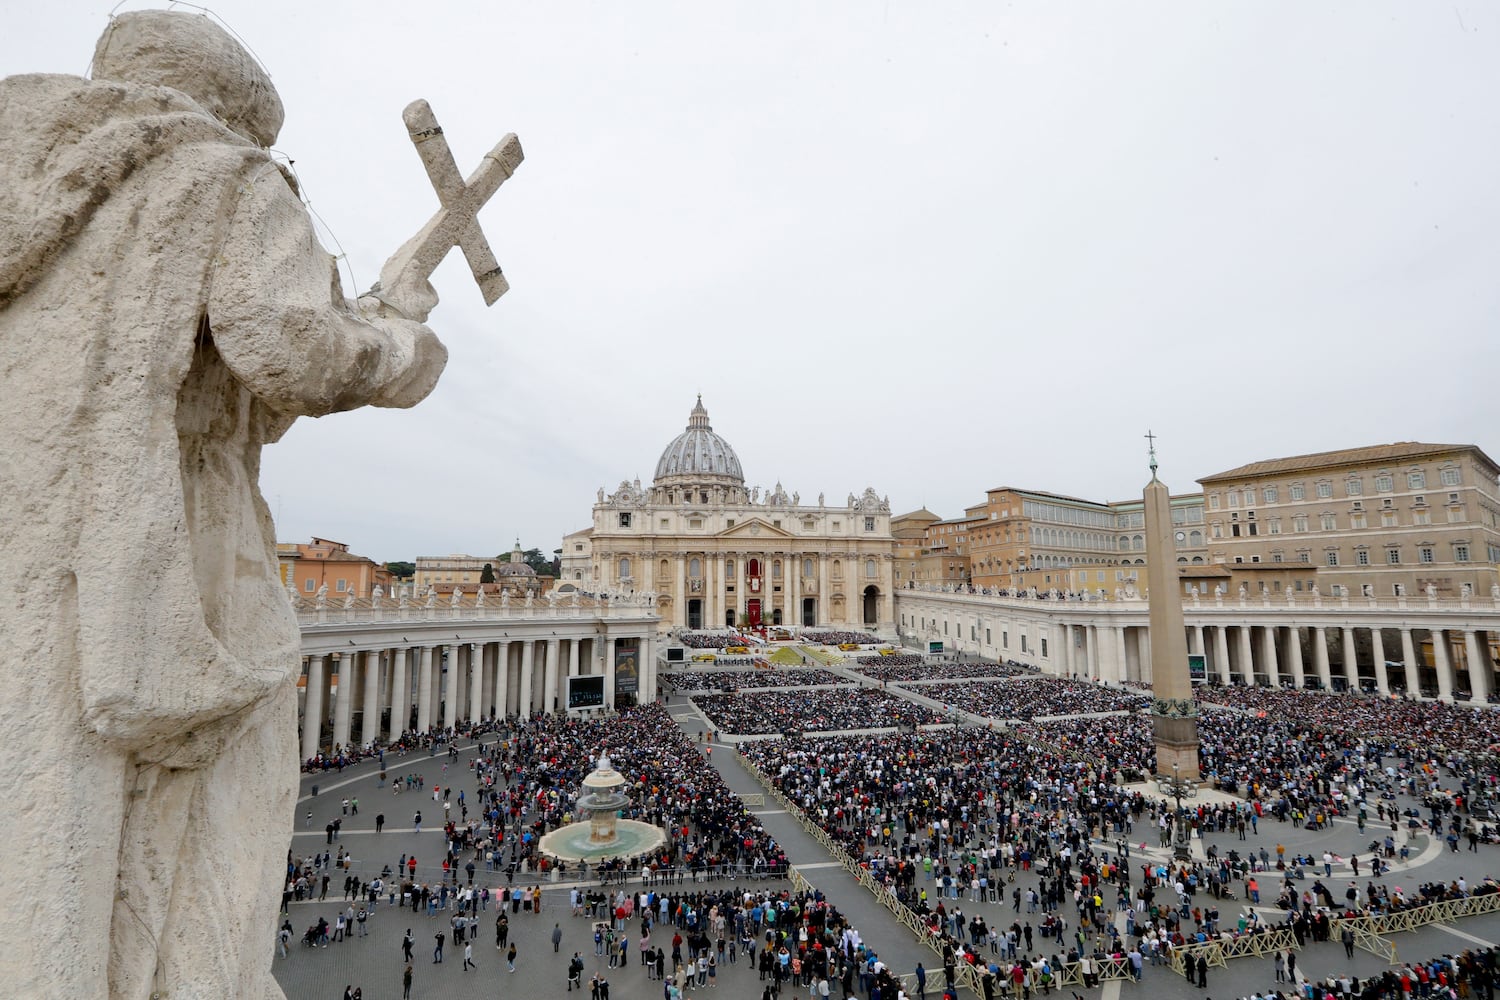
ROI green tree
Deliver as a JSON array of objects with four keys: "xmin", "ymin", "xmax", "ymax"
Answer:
[
  {"xmin": 521, "ymin": 547, "xmax": 550, "ymax": 576},
  {"xmin": 480, "ymin": 562, "xmax": 496, "ymax": 584},
  {"xmin": 385, "ymin": 560, "xmax": 415, "ymax": 579}
]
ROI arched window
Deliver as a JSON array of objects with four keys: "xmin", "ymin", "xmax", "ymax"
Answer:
[
  {"xmin": 832, "ymin": 560, "xmax": 842, "ymax": 579},
  {"xmin": 865, "ymin": 559, "xmax": 876, "ymax": 578},
  {"xmin": 772, "ymin": 560, "xmax": 782, "ymax": 579},
  {"xmin": 803, "ymin": 558, "xmax": 813, "ymax": 577},
  {"xmin": 1119, "ymin": 536, "xmax": 1130, "ymax": 551},
  {"xmin": 688, "ymin": 557, "xmax": 701, "ymax": 577},
  {"xmin": 659, "ymin": 559, "xmax": 669, "ymax": 579},
  {"xmin": 748, "ymin": 558, "xmax": 760, "ymax": 577},
  {"xmin": 1189, "ymin": 530, "xmax": 1203, "ymax": 547},
  {"xmin": 725, "ymin": 559, "xmax": 735, "ymax": 577},
  {"xmin": 618, "ymin": 557, "xmax": 631, "ymax": 579},
  {"xmin": 1133, "ymin": 534, "xmax": 1144, "ymax": 551}
]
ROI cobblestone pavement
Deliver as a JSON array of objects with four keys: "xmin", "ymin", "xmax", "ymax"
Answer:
[{"xmin": 275, "ymin": 693, "xmax": 1500, "ymax": 1000}]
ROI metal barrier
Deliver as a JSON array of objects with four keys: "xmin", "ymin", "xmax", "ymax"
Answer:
[
  {"xmin": 1169, "ymin": 927, "xmax": 1314, "ymax": 978},
  {"xmin": 1328, "ymin": 917, "xmax": 1400, "ymax": 964},
  {"xmin": 741, "ymin": 793, "xmax": 766, "ymax": 807}
]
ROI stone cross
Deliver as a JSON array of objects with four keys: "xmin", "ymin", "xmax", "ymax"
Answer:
[{"xmin": 372, "ymin": 99, "xmax": 524, "ymax": 317}]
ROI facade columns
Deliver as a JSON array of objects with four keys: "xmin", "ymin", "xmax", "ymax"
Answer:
[
  {"xmin": 1341, "ymin": 628, "xmax": 1359, "ymax": 691},
  {"xmin": 389, "ymin": 648, "xmax": 409, "ymax": 741},
  {"xmin": 567, "ymin": 638, "xmax": 581, "ymax": 677},
  {"xmin": 1464, "ymin": 630, "xmax": 1490, "ymax": 703},
  {"xmin": 479, "ymin": 643, "xmax": 495, "ymax": 718},
  {"xmin": 1236, "ymin": 626, "xmax": 1255, "ymax": 686},
  {"xmin": 675, "ymin": 558, "xmax": 687, "ymax": 628},
  {"xmin": 1083, "ymin": 625, "xmax": 1097, "ymax": 681},
  {"xmin": 818, "ymin": 558, "xmax": 830, "ymax": 627},
  {"xmin": 1261, "ymin": 626, "xmax": 1280, "ymax": 688},
  {"xmin": 495, "ymin": 641, "xmax": 511, "ymax": 719},
  {"xmin": 1370, "ymin": 628, "xmax": 1390, "ymax": 697},
  {"xmin": 1286, "ymin": 627, "xmax": 1305, "ymax": 689},
  {"xmin": 543, "ymin": 638, "xmax": 561, "ymax": 714},
  {"xmin": 1213, "ymin": 626, "xmax": 1232, "ymax": 685},
  {"xmin": 1432, "ymin": 629, "xmax": 1455, "ymax": 702},
  {"xmin": 714, "ymin": 553, "xmax": 726, "ymax": 628},
  {"xmin": 604, "ymin": 636, "xmax": 617, "ymax": 708},
  {"xmin": 1312, "ymin": 627, "xmax": 1332, "ymax": 690},
  {"xmin": 361, "ymin": 650, "xmax": 381, "ymax": 747},
  {"xmin": 1400, "ymin": 630, "xmax": 1421, "ymax": 697},
  {"xmin": 416, "ymin": 646, "xmax": 435, "ymax": 732},
  {"xmin": 519, "ymin": 641, "xmax": 535, "ymax": 717},
  {"xmin": 302, "ymin": 654, "xmax": 326, "ymax": 760},
  {"xmin": 331, "ymin": 653, "xmax": 353, "ymax": 750},
  {"xmin": 1191, "ymin": 625, "xmax": 1206, "ymax": 658},
  {"xmin": 1113, "ymin": 627, "xmax": 1128, "ymax": 685}
]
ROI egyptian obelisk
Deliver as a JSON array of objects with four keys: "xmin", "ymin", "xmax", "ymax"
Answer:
[{"xmin": 1144, "ymin": 433, "xmax": 1200, "ymax": 781}]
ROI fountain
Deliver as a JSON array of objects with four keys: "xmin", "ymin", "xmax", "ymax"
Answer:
[{"xmin": 538, "ymin": 751, "xmax": 668, "ymax": 863}]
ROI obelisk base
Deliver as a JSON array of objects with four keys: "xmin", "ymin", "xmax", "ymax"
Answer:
[{"xmin": 1152, "ymin": 713, "xmax": 1201, "ymax": 783}]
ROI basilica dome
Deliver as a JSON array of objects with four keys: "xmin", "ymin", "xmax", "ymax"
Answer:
[{"xmin": 653, "ymin": 396, "xmax": 744, "ymax": 485}]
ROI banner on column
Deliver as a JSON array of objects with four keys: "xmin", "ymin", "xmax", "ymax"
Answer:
[{"xmin": 614, "ymin": 638, "xmax": 639, "ymax": 696}]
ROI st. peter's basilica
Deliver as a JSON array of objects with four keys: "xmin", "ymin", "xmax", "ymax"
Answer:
[{"xmin": 562, "ymin": 397, "xmax": 896, "ymax": 634}]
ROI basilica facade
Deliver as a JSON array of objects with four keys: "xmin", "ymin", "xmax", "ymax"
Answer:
[{"xmin": 564, "ymin": 398, "xmax": 896, "ymax": 634}]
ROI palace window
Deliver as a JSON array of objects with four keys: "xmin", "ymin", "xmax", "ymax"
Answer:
[
  {"xmin": 1414, "ymin": 510, "xmax": 1431, "ymax": 526},
  {"xmin": 1292, "ymin": 515, "xmax": 1309, "ymax": 532},
  {"xmin": 336, "ymin": 580, "xmax": 347, "ymax": 592},
  {"xmin": 1263, "ymin": 487, "xmax": 1279, "ymax": 504},
  {"xmin": 619, "ymin": 557, "xmax": 631, "ymax": 578},
  {"xmin": 1351, "ymin": 514, "xmax": 1367, "ymax": 529},
  {"xmin": 865, "ymin": 559, "xmax": 876, "ymax": 578},
  {"xmin": 1441, "ymin": 468, "xmax": 1461, "ymax": 487},
  {"xmin": 725, "ymin": 559, "xmax": 735, "ymax": 576},
  {"xmin": 1320, "ymin": 513, "xmax": 1336, "ymax": 531},
  {"xmin": 864, "ymin": 516, "xmax": 876, "ymax": 531},
  {"xmin": 1387, "ymin": 549, "xmax": 1401, "ymax": 564},
  {"xmin": 305, "ymin": 579, "xmax": 315, "ymax": 591},
  {"xmin": 1209, "ymin": 494, "xmax": 1220, "ymax": 510},
  {"xmin": 618, "ymin": 512, "xmax": 632, "ymax": 528},
  {"xmin": 1381, "ymin": 512, "xmax": 1397, "ymax": 528},
  {"xmin": 1317, "ymin": 482, "xmax": 1333, "ymax": 499},
  {"xmin": 688, "ymin": 558, "xmax": 701, "ymax": 577},
  {"xmin": 1356, "ymin": 550, "xmax": 1370, "ymax": 565},
  {"xmin": 803, "ymin": 558, "xmax": 814, "ymax": 577},
  {"xmin": 1346, "ymin": 478, "xmax": 1363, "ymax": 496},
  {"xmin": 1408, "ymin": 471, "xmax": 1426, "ymax": 490},
  {"xmin": 1326, "ymin": 551, "xmax": 1339, "ymax": 566},
  {"xmin": 1419, "ymin": 548, "xmax": 1434, "ymax": 564},
  {"xmin": 1290, "ymin": 484, "xmax": 1306, "ymax": 500},
  {"xmin": 1375, "ymin": 475, "xmax": 1393, "ymax": 493},
  {"xmin": 772, "ymin": 560, "xmax": 782, "ymax": 579},
  {"xmin": 1455, "ymin": 545, "xmax": 1470, "ymax": 562}
]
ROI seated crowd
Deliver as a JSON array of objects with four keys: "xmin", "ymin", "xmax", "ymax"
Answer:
[
  {"xmin": 680, "ymin": 631, "xmax": 759, "ymax": 649},
  {"xmin": 909, "ymin": 678, "xmax": 1149, "ymax": 721},
  {"xmin": 853, "ymin": 657, "xmax": 1037, "ymax": 683},
  {"xmin": 662, "ymin": 669, "xmax": 850, "ymax": 692},
  {"xmin": 692, "ymin": 689, "xmax": 946, "ymax": 735},
  {"xmin": 799, "ymin": 630, "xmax": 881, "ymax": 646}
]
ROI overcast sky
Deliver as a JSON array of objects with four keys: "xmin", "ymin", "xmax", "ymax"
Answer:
[{"xmin": 9, "ymin": 2, "xmax": 1498, "ymax": 563}]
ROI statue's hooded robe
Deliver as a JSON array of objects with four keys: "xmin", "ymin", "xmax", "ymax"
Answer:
[{"xmin": 0, "ymin": 12, "xmax": 442, "ymax": 999}]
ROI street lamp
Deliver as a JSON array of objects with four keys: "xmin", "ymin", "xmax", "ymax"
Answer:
[{"xmin": 1170, "ymin": 761, "xmax": 1192, "ymax": 862}]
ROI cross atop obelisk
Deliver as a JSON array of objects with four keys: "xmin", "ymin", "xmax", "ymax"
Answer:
[{"xmin": 1143, "ymin": 432, "xmax": 1200, "ymax": 784}]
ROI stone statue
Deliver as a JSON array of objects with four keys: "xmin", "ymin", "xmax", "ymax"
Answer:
[
  {"xmin": 1492, "ymin": 584, "xmax": 1499, "ymax": 600},
  {"xmin": 424, "ymin": 587, "xmax": 438, "ymax": 609},
  {"xmin": 474, "ymin": 584, "xmax": 486, "ymax": 607},
  {"xmin": 570, "ymin": 590, "xmax": 580, "ymax": 608},
  {"xmin": 1462, "ymin": 582, "xmax": 1473, "ymax": 598},
  {"xmin": 792, "ymin": 492, "xmax": 799, "ymax": 506},
  {"xmin": 1310, "ymin": 583, "xmax": 1320, "ymax": 598},
  {"xmin": 524, "ymin": 590, "xmax": 534, "ymax": 609},
  {"xmin": 597, "ymin": 486, "xmax": 605, "ymax": 503},
  {"xmin": 315, "ymin": 582, "xmax": 330, "ymax": 608},
  {"xmin": 0, "ymin": 11, "xmax": 464, "ymax": 999},
  {"xmin": 286, "ymin": 576, "xmax": 301, "ymax": 609},
  {"xmin": 372, "ymin": 584, "xmax": 384, "ymax": 601},
  {"xmin": 1238, "ymin": 584, "xmax": 1248, "ymax": 600},
  {"xmin": 1214, "ymin": 583, "xmax": 1225, "ymax": 597},
  {"xmin": 1426, "ymin": 583, "xmax": 1437, "ymax": 599},
  {"xmin": 450, "ymin": 586, "xmax": 463, "ymax": 607},
  {"xmin": 342, "ymin": 591, "xmax": 355, "ymax": 610},
  {"xmin": 500, "ymin": 589, "xmax": 511, "ymax": 611},
  {"xmin": 818, "ymin": 492, "xmax": 825, "ymax": 506}
]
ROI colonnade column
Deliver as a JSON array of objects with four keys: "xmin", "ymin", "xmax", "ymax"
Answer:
[
  {"xmin": 1191, "ymin": 626, "xmax": 1206, "ymax": 660},
  {"xmin": 1400, "ymin": 630, "xmax": 1421, "ymax": 697},
  {"xmin": 361, "ymin": 650, "xmax": 381, "ymax": 747},
  {"xmin": 1081, "ymin": 626, "xmax": 1096, "ymax": 681},
  {"xmin": 443, "ymin": 645, "xmax": 460, "ymax": 732},
  {"xmin": 415, "ymin": 646, "xmax": 434, "ymax": 732},
  {"xmin": 1113, "ymin": 627, "xmax": 1128, "ymax": 685},
  {"xmin": 302, "ymin": 654, "xmax": 326, "ymax": 760},
  {"xmin": 1261, "ymin": 626, "xmax": 1280, "ymax": 688},
  {"xmin": 1236, "ymin": 626, "xmax": 1255, "ymax": 686},
  {"xmin": 518, "ymin": 641, "xmax": 535, "ymax": 718},
  {"xmin": 604, "ymin": 636, "xmax": 617, "ymax": 709},
  {"xmin": 567, "ymin": 638, "xmax": 580, "ymax": 677},
  {"xmin": 331, "ymin": 653, "xmax": 354, "ymax": 750},
  {"xmin": 1214, "ymin": 626, "xmax": 1233, "ymax": 685},
  {"xmin": 495, "ymin": 641, "xmax": 511, "ymax": 719},
  {"xmin": 389, "ymin": 649, "xmax": 409, "ymax": 741},
  {"xmin": 1432, "ymin": 630, "xmax": 1455, "ymax": 702},
  {"xmin": 1340, "ymin": 628, "xmax": 1359, "ymax": 691},
  {"xmin": 1286, "ymin": 627, "xmax": 1305, "ymax": 689},
  {"xmin": 543, "ymin": 638, "xmax": 560, "ymax": 714},
  {"xmin": 480, "ymin": 643, "xmax": 496, "ymax": 719},
  {"xmin": 818, "ymin": 558, "xmax": 830, "ymax": 627},
  {"xmin": 1464, "ymin": 630, "xmax": 1490, "ymax": 703},
  {"xmin": 1312, "ymin": 627, "xmax": 1332, "ymax": 690},
  {"xmin": 468, "ymin": 643, "xmax": 484, "ymax": 724},
  {"xmin": 1370, "ymin": 628, "xmax": 1390, "ymax": 697},
  {"xmin": 1057, "ymin": 624, "xmax": 1071, "ymax": 679}
]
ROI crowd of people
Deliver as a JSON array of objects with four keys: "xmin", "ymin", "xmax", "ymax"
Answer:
[
  {"xmin": 909, "ymin": 678, "xmax": 1149, "ymax": 721},
  {"xmin": 1233, "ymin": 945, "xmax": 1498, "ymax": 1000},
  {"xmin": 853, "ymin": 657, "xmax": 1036, "ymax": 683},
  {"xmin": 680, "ymin": 631, "xmax": 760, "ymax": 649},
  {"xmin": 1196, "ymin": 685, "xmax": 1500, "ymax": 757},
  {"xmin": 661, "ymin": 669, "xmax": 850, "ymax": 692},
  {"xmin": 692, "ymin": 689, "xmax": 946, "ymax": 735}
]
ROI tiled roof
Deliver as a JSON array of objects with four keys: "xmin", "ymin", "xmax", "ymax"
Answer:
[{"xmin": 1199, "ymin": 442, "xmax": 1492, "ymax": 483}]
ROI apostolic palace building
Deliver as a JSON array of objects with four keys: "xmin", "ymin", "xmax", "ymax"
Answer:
[{"xmin": 562, "ymin": 397, "xmax": 897, "ymax": 633}]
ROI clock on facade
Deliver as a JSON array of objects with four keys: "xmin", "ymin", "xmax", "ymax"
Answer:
[{"xmin": 1175, "ymin": 531, "xmax": 1186, "ymax": 543}]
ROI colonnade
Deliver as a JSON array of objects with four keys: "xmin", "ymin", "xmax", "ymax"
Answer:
[
  {"xmin": 299, "ymin": 630, "xmax": 659, "ymax": 760},
  {"xmin": 895, "ymin": 590, "xmax": 1500, "ymax": 704}
]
